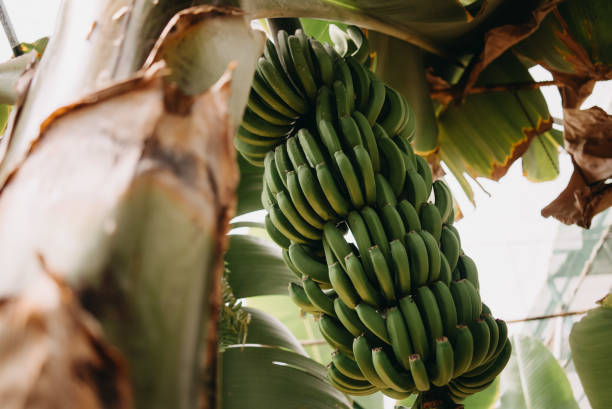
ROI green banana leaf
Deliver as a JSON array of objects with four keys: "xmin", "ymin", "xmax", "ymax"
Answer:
[
  {"xmin": 221, "ymin": 345, "xmax": 352, "ymax": 409},
  {"xmin": 437, "ymin": 51, "xmax": 554, "ymax": 202},
  {"xmin": 236, "ymin": 155, "xmax": 265, "ymax": 216},
  {"xmin": 352, "ymin": 394, "xmax": 385, "ymax": 409},
  {"xmin": 243, "ymin": 306, "xmax": 307, "ymax": 355},
  {"xmin": 246, "ymin": 295, "xmax": 334, "ymax": 364},
  {"xmin": 514, "ymin": 0, "xmax": 612, "ymax": 72},
  {"xmin": 225, "ymin": 234, "xmax": 296, "ymax": 298},
  {"xmin": 569, "ymin": 295, "xmax": 612, "ymax": 409},
  {"xmin": 521, "ymin": 129, "xmax": 563, "ymax": 182},
  {"xmin": 499, "ymin": 335, "xmax": 579, "ymax": 409},
  {"xmin": 301, "ymin": 19, "xmax": 348, "ymax": 45},
  {"xmin": 462, "ymin": 377, "xmax": 500, "ymax": 409}
]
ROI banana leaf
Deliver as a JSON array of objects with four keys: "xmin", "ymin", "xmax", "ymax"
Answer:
[
  {"xmin": 301, "ymin": 19, "xmax": 347, "ymax": 45},
  {"xmin": 499, "ymin": 335, "xmax": 579, "ymax": 409},
  {"xmin": 569, "ymin": 294, "xmax": 612, "ymax": 409},
  {"xmin": 243, "ymin": 306, "xmax": 307, "ymax": 355},
  {"xmin": 225, "ymin": 234, "xmax": 296, "ymax": 298},
  {"xmin": 462, "ymin": 377, "xmax": 500, "ymax": 409},
  {"xmin": 236, "ymin": 155, "xmax": 265, "ymax": 216},
  {"xmin": 521, "ymin": 129, "xmax": 563, "ymax": 182},
  {"xmin": 221, "ymin": 345, "xmax": 352, "ymax": 409}
]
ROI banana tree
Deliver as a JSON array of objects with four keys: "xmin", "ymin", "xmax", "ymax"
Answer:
[{"xmin": 0, "ymin": 1, "xmax": 610, "ymax": 409}]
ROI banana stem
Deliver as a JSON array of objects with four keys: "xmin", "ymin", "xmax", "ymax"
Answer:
[{"xmin": 267, "ymin": 17, "xmax": 303, "ymax": 40}]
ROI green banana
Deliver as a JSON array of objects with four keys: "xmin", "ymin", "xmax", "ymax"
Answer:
[
  {"xmin": 419, "ymin": 202, "xmax": 442, "ymax": 242},
  {"xmin": 276, "ymin": 190, "xmax": 322, "ymax": 240},
  {"xmin": 323, "ymin": 222, "xmax": 352, "ymax": 270},
  {"xmin": 365, "ymin": 78, "xmax": 386, "ymax": 125},
  {"xmin": 386, "ymin": 306, "xmax": 414, "ymax": 370},
  {"xmin": 346, "ymin": 25, "xmax": 370, "ymax": 64},
  {"xmin": 353, "ymin": 145, "xmax": 377, "ymax": 206},
  {"xmin": 450, "ymin": 280, "xmax": 473, "ymax": 325},
  {"xmin": 345, "ymin": 253, "xmax": 384, "ymax": 307},
  {"xmin": 416, "ymin": 155, "xmax": 434, "ymax": 198},
  {"xmin": 234, "ymin": 134, "xmax": 275, "ymax": 158},
  {"xmin": 369, "ymin": 245, "xmax": 396, "ymax": 304},
  {"xmin": 241, "ymin": 107, "xmax": 292, "ymax": 137},
  {"xmin": 275, "ymin": 30, "xmax": 302, "ymax": 93},
  {"xmin": 265, "ymin": 213, "xmax": 290, "ymax": 248},
  {"xmin": 297, "ymin": 128, "xmax": 325, "ymax": 167},
  {"xmin": 332, "ymin": 350, "xmax": 366, "ymax": 380},
  {"xmin": 381, "ymin": 388, "xmax": 413, "ymax": 400},
  {"xmin": 398, "ymin": 296, "xmax": 430, "ymax": 361},
  {"xmin": 468, "ymin": 319, "xmax": 491, "ymax": 370},
  {"xmin": 328, "ymin": 363, "xmax": 372, "ymax": 390},
  {"xmin": 440, "ymin": 225, "xmax": 460, "ymax": 271},
  {"xmin": 286, "ymin": 135, "xmax": 308, "ymax": 169},
  {"xmin": 235, "ymin": 128, "xmax": 278, "ymax": 153},
  {"xmin": 446, "ymin": 224, "xmax": 461, "ymax": 248},
  {"xmin": 317, "ymin": 118, "xmax": 343, "ymax": 156},
  {"xmin": 274, "ymin": 144, "xmax": 291, "ymax": 188},
  {"xmin": 346, "ymin": 211, "xmax": 376, "ymax": 281},
  {"xmin": 334, "ymin": 297, "xmax": 368, "ymax": 337},
  {"xmin": 381, "ymin": 204, "xmax": 406, "ymax": 243},
  {"xmin": 346, "ymin": 55, "xmax": 371, "ymax": 112},
  {"xmin": 493, "ymin": 320, "xmax": 508, "ymax": 359},
  {"xmin": 390, "ymin": 239, "xmax": 411, "ymax": 297},
  {"xmin": 294, "ymin": 29, "xmax": 316, "ymax": 82},
  {"xmin": 327, "ymin": 372, "xmax": 379, "ymax": 396},
  {"xmin": 463, "ymin": 279, "xmax": 482, "ymax": 322},
  {"xmin": 318, "ymin": 314, "xmax": 355, "ymax": 356},
  {"xmin": 361, "ymin": 206, "xmax": 391, "ymax": 263},
  {"xmin": 286, "ymin": 170, "xmax": 325, "ymax": 229},
  {"xmin": 353, "ymin": 335, "xmax": 387, "ymax": 388},
  {"xmin": 309, "ymin": 38, "xmax": 333, "ymax": 87},
  {"xmin": 392, "ymin": 133, "xmax": 417, "ymax": 171},
  {"xmin": 380, "ymin": 86, "xmax": 407, "ymax": 137},
  {"xmin": 372, "ymin": 348, "xmax": 416, "ymax": 392},
  {"xmin": 251, "ymin": 70, "xmax": 299, "ymax": 119},
  {"xmin": 288, "ymin": 242, "xmax": 329, "ymax": 283},
  {"xmin": 376, "ymin": 174, "xmax": 397, "ymax": 208},
  {"xmin": 415, "ymin": 286, "xmax": 444, "ymax": 343},
  {"xmin": 282, "ymin": 248, "xmax": 303, "ymax": 279},
  {"xmin": 458, "ymin": 254, "xmax": 480, "ymax": 290},
  {"xmin": 289, "ymin": 282, "xmax": 319, "ymax": 313},
  {"xmin": 296, "ymin": 164, "xmax": 337, "ymax": 221},
  {"xmin": 483, "ymin": 314, "xmax": 500, "ymax": 362},
  {"xmin": 334, "ymin": 79, "xmax": 351, "ymax": 120},
  {"xmin": 439, "ymin": 253, "xmax": 452, "ymax": 286},
  {"xmin": 432, "ymin": 337, "xmax": 454, "ymax": 387},
  {"xmin": 452, "ymin": 324, "xmax": 474, "ymax": 377},
  {"xmin": 287, "ymin": 34, "xmax": 317, "ymax": 101},
  {"xmin": 257, "ymin": 56, "xmax": 308, "ymax": 114},
  {"xmin": 356, "ymin": 303, "xmax": 391, "ymax": 344},
  {"xmin": 335, "ymin": 150, "xmax": 365, "ymax": 208},
  {"xmin": 316, "ymin": 162, "xmax": 351, "ymax": 216},
  {"xmin": 264, "ymin": 151, "xmax": 285, "ymax": 195},
  {"xmin": 404, "ymin": 231, "xmax": 429, "ymax": 287},
  {"xmin": 353, "ymin": 111, "xmax": 380, "ymax": 172},
  {"xmin": 335, "ymin": 58, "xmax": 355, "ymax": 111},
  {"xmin": 433, "ymin": 180, "xmax": 453, "ymax": 223},
  {"xmin": 374, "ymin": 126, "xmax": 406, "ymax": 196},
  {"xmin": 315, "ymin": 86, "xmax": 334, "ymax": 126},
  {"xmin": 409, "ymin": 354, "xmax": 430, "ymax": 391},
  {"xmin": 430, "ymin": 281, "xmax": 458, "ymax": 339},
  {"xmin": 269, "ymin": 204, "xmax": 311, "ymax": 245},
  {"xmin": 303, "ymin": 277, "xmax": 335, "ymax": 316},
  {"xmin": 481, "ymin": 303, "xmax": 492, "ymax": 316},
  {"xmin": 329, "ymin": 261, "xmax": 360, "ymax": 309},
  {"xmin": 403, "ymin": 169, "xmax": 428, "ymax": 212},
  {"xmin": 417, "ymin": 229, "xmax": 441, "ymax": 283},
  {"xmin": 458, "ymin": 341, "xmax": 511, "ymax": 388},
  {"xmin": 397, "ymin": 199, "xmax": 421, "ymax": 232},
  {"xmin": 339, "ymin": 114, "xmax": 363, "ymax": 150}
]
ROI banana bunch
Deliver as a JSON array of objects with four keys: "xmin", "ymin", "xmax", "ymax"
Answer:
[{"xmin": 239, "ymin": 25, "xmax": 510, "ymax": 403}]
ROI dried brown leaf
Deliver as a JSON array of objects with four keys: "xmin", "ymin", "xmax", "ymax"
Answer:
[{"xmin": 0, "ymin": 272, "xmax": 132, "ymax": 409}]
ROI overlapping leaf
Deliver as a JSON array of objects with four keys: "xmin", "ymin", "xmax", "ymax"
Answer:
[{"xmin": 243, "ymin": 306, "xmax": 307, "ymax": 355}]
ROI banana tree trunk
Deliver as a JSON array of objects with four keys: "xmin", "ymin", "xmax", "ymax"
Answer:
[{"xmin": 0, "ymin": 1, "xmax": 263, "ymax": 408}]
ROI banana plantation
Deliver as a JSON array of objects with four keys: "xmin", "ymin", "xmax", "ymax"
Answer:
[{"xmin": 0, "ymin": 0, "xmax": 610, "ymax": 408}]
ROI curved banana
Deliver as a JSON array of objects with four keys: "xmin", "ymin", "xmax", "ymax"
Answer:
[
  {"xmin": 409, "ymin": 354, "xmax": 430, "ymax": 391},
  {"xmin": 264, "ymin": 151, "xmax": 285, "ymax": 195},
  {"xmin": 303, "ymin": 277, "xmax": 335, "ymax": 316},
  {"xmin": 346, "ymin": 211, "xmax": 376, "ymax": 281},
  {"xmin": 405, "ymin": 231, "xmax": 429, "ymax": 287},
  {"xmin": 332, "ymin": 350, "xmax": 367, "ymax": 380},
  {"xmin": 353, "ymin": 145, "xmax": 377, "ymax": 206},
  {"xmin": 372, "ymin": 348, "xmax": 416, "ymax": 392},
  {"xmin": 316, "ymin": 162, "xmax": 351, "ymax": 216},
  {"xmin": 468, "ymin": 319, "xmax": 491, "ymax": 370},
  {"xmin": 329, "ymin": 261, "xmax": 360, "ymax": 309},
  {"xmin": 415, "ymin": 286, "xmax": 444, "ymax": 342},
  {"xmin": 457, "ymin": 341, "xmax": 511, "ymax": 388},
  {"xmin": 403, "ymin": 169, "xmax": 428, "ymax": 212},
  {"xmin": 417, "ymin": 229, "xmax": 441, "ymax": 283},
  {"xmin": 334, "ymin": 79, "xmax": 351, "ymax": 120},
  {"xmin": 398, "ymin": 296, "xmax": 430, "ymax": 361},
  {"xmin": 369, "ymin": 245, "xmax": 396, "ymax": 304},
  {"xmin": 288, "ymin": 242, "xmax": 329, "ymax": 283},
  {"xmin": 297, "ymin": 128, "xmax": 325, "ymax": 167},
  {"xmin": 458, "ymin": 254, "xmax": 480, "ymax": 290},
  {"xmin": 397, "ymin": 199, "xmax": 422, "ymax": 232},
  {"xmin": 265, "ymin": 213, "xmax": 290, "ymax": 249},
  {"xmin": 339, "ymin": 115, "xmax": 363, "ymax": 149},
  {"xmin": 379, "ymin": 86, "xmax": 407, "ymax": 137},
  {"xmin": 419, "ymin": 202, "xmax": 442, "ymax": 242},
  {"xmin": 282, "ymin": 248, "xmax": 303, "ymax": 279},
  {"xmin": 286, "ymin": 170, "xmax": 325, "ymax": 229},
  {"xmin": 318, "ymin": 118, "xmax": 343, "ymax": 156},
  {"xmin": 353, "ymin": 335, "xmax": 387, "ymax": 388},
  {"xmin": 361, "ymin": 206, "xmax": 391, "ymax": 262},
  {"xmin": 376, "ymin": 174, "xmax": 397, "ymax": 208},
  {"xmin": 433, "ymin": 180, "xmax": 453, "ymax": 223},
  {"xmin": 309, "ymin": 38, "xmax": 333, "ymax": 87},
  {"xmin": 365, "ymin": 78, "xmax": 386, "ymax": 125},
  {"xmin": 296, "ymin": 164, "xmax": 337, "ymax": 221},
  {"xmin": 276, "ymin": 190, "xmax": 322, "ymax": 240},
  {"xmin": 257, "ymin": 56, "xmax": 308, "ymax": 114},
  {"xmin": 439, "ymin": 253, "xmax": 452, "ymax": 286},
  {"xmin": 463, "ymin": 279, "xmax": 482, "ymax": 323},
  {"xmin": 431, "ymin": 337, "xmax": 454, "ymax": 387},
  {"xmin": 289, "ymin": 282, "xmax": 319, "ymax": 313},
  {"xmin": 450, "ymin": 280, "xmax": 473, "ymax": 325},
  {"xmin": 386, "ymin": 306, "xmax": 414, "ymax": 370},
  {"xmin": 452, "ymin": 324, "xmax": 474, "ymax": 377},
  {"xmin": 390, "ymin": 239, "xmax": 411, "ymax": 297},
  {"xmin": 335, "ymin": 150, "xmax": 365, "ymax": 208},
  {"xmin": 269, "ymin": 203, "xmax": 311, "ymax": 245},
  {"xmin": 353, "ymin": 111, "xmax": 380, "ymax": 172},
  {"xmin": 356, "ymin": 303, "xmax": 391, "ymax": 344},
  {"xmin": 381, "ymin": 204, "xmax": 406, "ymax": 243},
  {"xmin": 334, "ymin": 58, "xmax": 355, "ymax": 112},
  {"xmin": 483, "ymin": 314, "xmax": 500, "ymax": 362},
  {"xmin": 323, "ymin": 222, "xmax": 352, "ymax": 270},
  {"xmin": 328, "ymin": 363, "xmax": 372, "ymax": 390},
  {"xmin": 318, "ymin": 314, "xmax": 355, "ymax": 356},
  {"xmin": 345, "ymin": 253, "xmax": 384, "ymax": 308},
  {"xmin": 374, "ymin": 126, "xmax": 406, "ymax": 197},
  {"xmin": 416, "ymin": 155, "xmax": 434, "ymax": 198},
  {"xmin": 430, "ymin": 281, "xmax": 458, "ymax": 339},
  {"xmin": 242, "ymin": 108, "xmax": 292, "ymax": 138},
  {"xmin": 440, "ymin": 225, "xmax": 460, "ymax": 271},
  {"xmin": 334, "ymin": 297, "xmax": 368, "ymax": 337},
  {"xmin": 315, "ymin": 86, "xmax": 334, "ymax": 126},
  {"xmin": 274, "ymin": 145, "xmax": 291, "ymax": 189},
  {"xmin": 286, "ymin": 135, "xmax": 308, "ymax": 169},
  {"xmin": 288, "ymin": 35, "xmax": 317, "ymax": 101}
]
